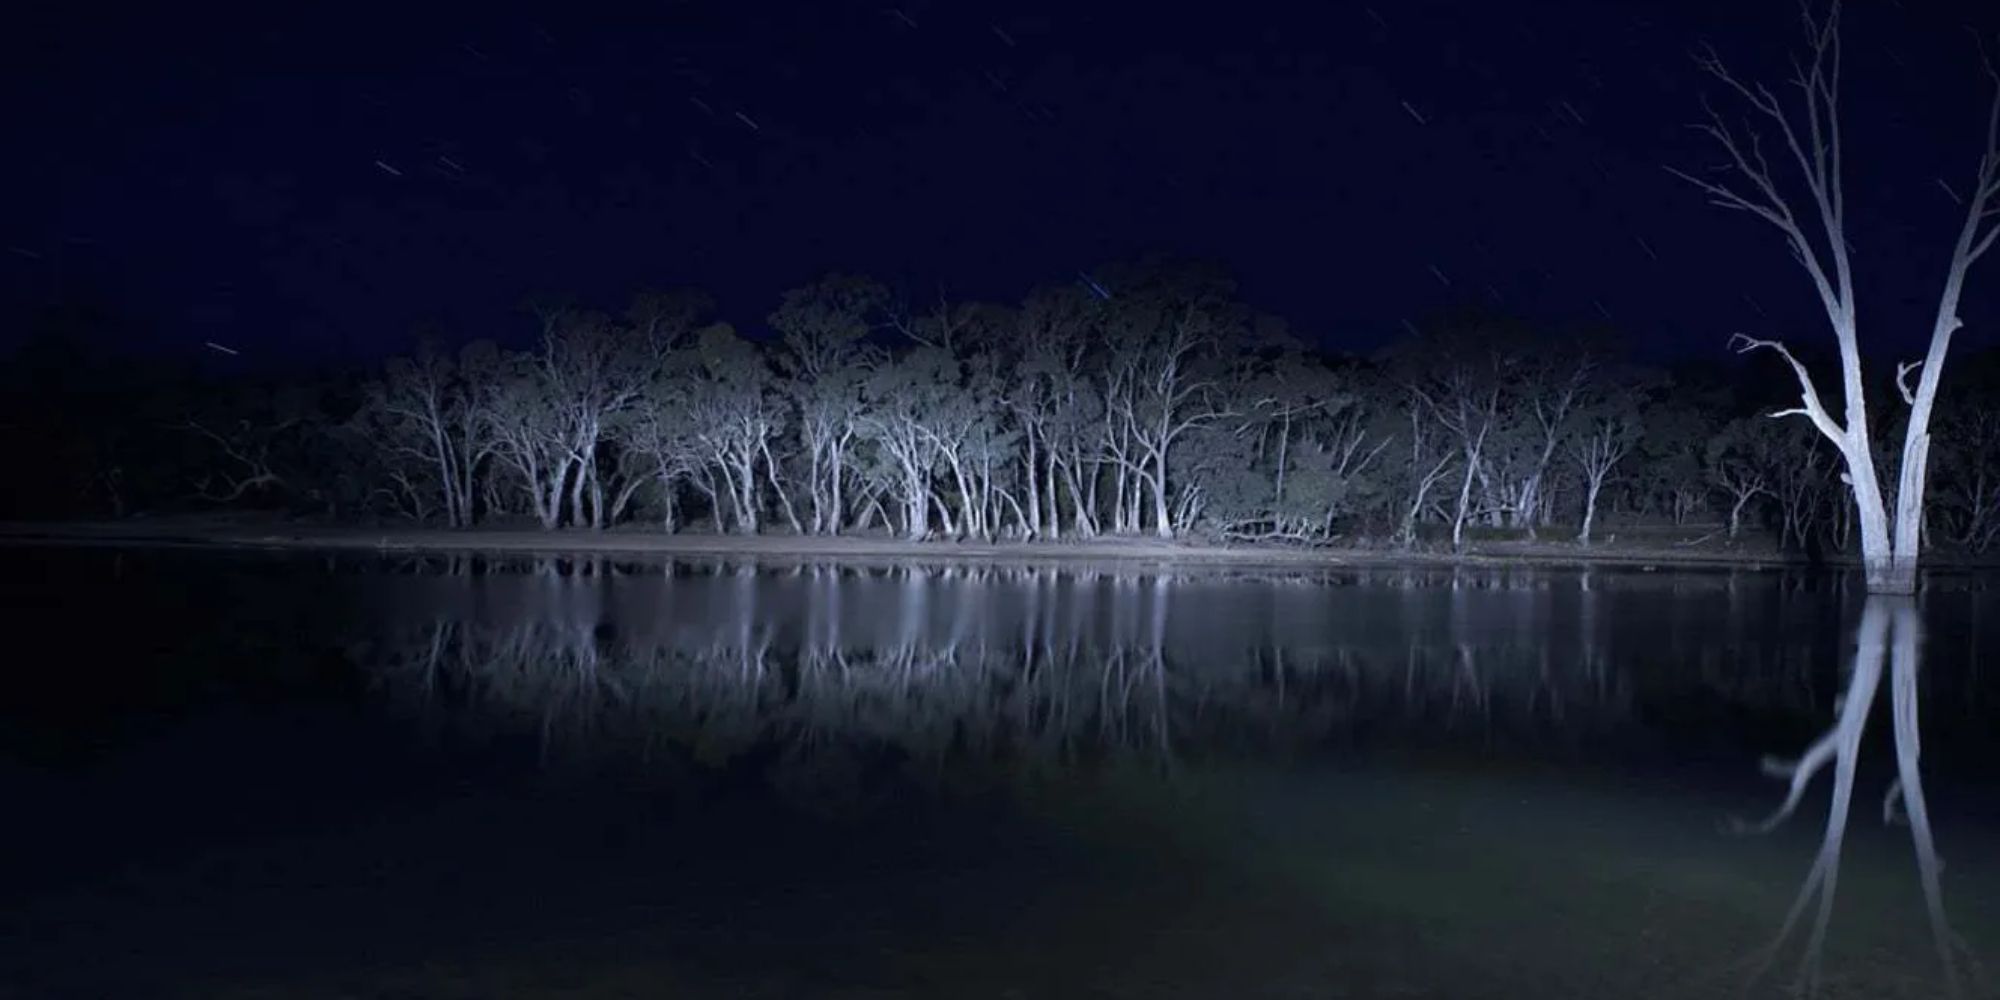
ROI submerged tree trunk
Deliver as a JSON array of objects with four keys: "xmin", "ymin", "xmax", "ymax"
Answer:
[
  {"xmin": 1850, "ymin": 451, "xmax": 1909, "ymax": 593},
  {"xmin": 1880, "ymin": 432, "xmax": 1931, "ymax": 594}
]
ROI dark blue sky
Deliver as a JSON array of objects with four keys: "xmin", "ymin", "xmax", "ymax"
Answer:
[{"xmin": 4, "ymin": 0, "xmax": 1997, "ymax": 367}]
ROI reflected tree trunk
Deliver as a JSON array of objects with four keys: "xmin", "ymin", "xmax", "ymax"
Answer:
[
  {"xmin": 1886, "ymin": 604, "xmax": 1968, "ymax": 997},
  {"xmin": 1732, "ymin": 595, "xmax": 1974, "ymax": 998}
]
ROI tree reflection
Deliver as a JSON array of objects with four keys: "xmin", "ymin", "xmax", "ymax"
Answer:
[
  {"xmin": 1732, "ymin": 595, "xmax": 1981, "ymax": 997},
  {"xmin": 327, "ymin": 560, "xmax": 2000, "ymax": 991},
  {"xmin": 358, "ymin": 561, "xmax": 1638, "ymax": 792}
]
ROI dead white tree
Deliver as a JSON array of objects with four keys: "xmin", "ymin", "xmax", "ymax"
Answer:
[
  {"xmin": 1409, "ymin": 363, "xmax": 1501, "ymax": 552},
  {"xmin": 364, "ymin": 343, "xmax": 491, "ymax": 528},
  {"xmin": 1396, "ymin": 403, "xmax": 1457, "ymax": 549},
  {"xmin": 1705, "ymin": 418, "xmax": 1779, "ymax": 540},
  {"xmin": 1570, "ymin": 410, "xmax": 1636, "ymax": 546},
  {"xmin": 1511, "ymin": 352, "xmax": 1593, "ymax": 536},
  {"xmin": 1670, "ymin": 1, "xmax": 2000, "ymax": 593},
  {"xmin": 1106, "ymin": 302, "xmax": 1242, "ymax": 539},
  {"xmin": 770, "ymin": 275, "xmax": 885, "ymax": 535}
]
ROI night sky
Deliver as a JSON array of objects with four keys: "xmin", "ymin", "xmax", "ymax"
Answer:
[{"xmin": 5, "ymin": 0, "xmax": 1998, "ymax": 368}]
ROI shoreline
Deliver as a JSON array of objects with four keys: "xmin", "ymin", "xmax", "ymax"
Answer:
[{"xmin": 0, "ymin": 518, "xmax": 1834, "ymax": 572}]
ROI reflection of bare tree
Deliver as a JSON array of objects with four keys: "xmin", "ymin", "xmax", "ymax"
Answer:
[
  {"xmin": 1882, "ymin": 601, "xmax": 1982, "ymax": 998},
  {"xmin": 359, "ymin": 561, "xmax": 1639, "ymax": 786},
  {"xmin": 1732, "ymin": 596, "xmax": 1981, "ymax": 998}
]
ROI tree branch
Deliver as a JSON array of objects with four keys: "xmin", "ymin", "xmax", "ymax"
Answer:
[
  {"xmin": 1676, "ymin": 4, "xmax": 1856, "ymax": 357},
  {"xmin": 1897, "ymin": 360, "xmax": 1923, "ymax": 405},
  {"xmin": 1729, "ymin": 333, "xmax": 1846, "ymax": 443}
]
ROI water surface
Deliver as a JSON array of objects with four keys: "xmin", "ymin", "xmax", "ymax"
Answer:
[{"xmin": 2, "ymin": 548, "xmax": 1995, "ymax": 998}]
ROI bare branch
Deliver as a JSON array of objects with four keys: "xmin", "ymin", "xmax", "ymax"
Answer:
[
  {"xmin": 1662, "ymin": 165, "xmax": 1794, "ymax": 231},
  {"xmin": 1901, "ymin": 29, "xmax": 2000, "ymax": 474},
  {"xmin": 1971, "ymin": 224, "xmax": 2000, "ymax": 267},
  {"xmin": 1897, "ymin": 360, "xmax": 1923, "ymax": 405},
  {"xmin": 1677, "ymin": 5, "xmax": 1856, "ymax": 342},
  {"xmin": 1965, "ymin": 58, "xmax": 2000, "ymax": 270},
  {"xmin": 1729, "ymin": 333, "xmax": 1846, "ymax": 443}
]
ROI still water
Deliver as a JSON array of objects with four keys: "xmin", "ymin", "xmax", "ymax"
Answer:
[{"xmin": 2, "ymin": 547, "xmax": 1996, "ymax": 998}]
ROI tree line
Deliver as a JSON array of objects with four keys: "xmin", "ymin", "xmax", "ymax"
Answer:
[{"xmin": 10, "ymin": 258, "xmax": 2000, "ymax": 556}]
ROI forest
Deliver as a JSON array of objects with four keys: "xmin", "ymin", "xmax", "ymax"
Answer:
[{"xmin": 10, "ymin": 258, "xmax": 2000, "ymax": 557}]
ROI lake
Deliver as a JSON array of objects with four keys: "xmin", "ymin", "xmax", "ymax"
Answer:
[{"xmin": 2, "ymin": 546, "xmax": 1995, "ymax": 998}]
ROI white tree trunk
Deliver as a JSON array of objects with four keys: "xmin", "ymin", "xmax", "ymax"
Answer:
[
  {"xmin": 1149, "ymin": 459, "xmax": 1173, "ymax": 540},
  {"xmin": 1672, "ymin": 5, "xmax": 2000, "ymax": 594},
  {"xmin": 1577, "ymin": 479, "xmax": 1603, "ymax": 546}
]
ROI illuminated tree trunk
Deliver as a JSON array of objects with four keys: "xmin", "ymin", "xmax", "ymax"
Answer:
[
  {"xmin": 1671, "ymin": 0, "xmax": 2000, "ymax": 594},
  {"xmin": 1150, "ymin": 453, "xmax": 1173, "ymax": 540}
]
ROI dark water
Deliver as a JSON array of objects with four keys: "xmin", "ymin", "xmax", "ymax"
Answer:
[{"xmin": 2, "ymin": 547, "xmax": 1997, "ymax": 998}]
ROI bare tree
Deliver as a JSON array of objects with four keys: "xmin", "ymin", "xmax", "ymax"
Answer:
[
  {"xmin": 1705, "ymin": 418, "xmax": 1777, "ymax": 539},
  {"xmin": 1671, "ymin": 1, "xmax": 2000, "ymax": 592},
  {"xmin": 1008, "ymin": 286, "xmax": 1100, "ymax": 540},
  {"xmin": 156, "ymin": 256, "xmax": 1861, "ymax": 543},
  {"xmin": 1406, "ymin": 354, "xmax": 1504, "ymax": 552},
  {"xmin": 1507, "ymin": 351, "xmax": 1594, "ymax": 536},
  {"xmin": 363, "ymin": 341, "xmax": 493, "ymax": 527},
  {"xmin": 1104, "ymin": 300, "xmax": 1244, "ymax": 539},
  {"xmin": 482, "ymin": 310, "xmax": 648, "ymax": 530},
  {"xmin": 682, "ymin": 325, "xmax": 786, "ymax": 534},
  {"xmin": 1396, "ymin": 402, "xmax": 1457, "ymax": 548},
  {"xmin": 859, "ymin": 348, "xmax": 950, "ymax": 539},
  {"xmin": 1089, "ymin": 262, "xmax": 1259, "ymax": 539},
  {"xmin": 770, "ymin": 275, "xmax": 885, "ymax": 535},
  {"xmin": 1570, "ymin": 407, "xmax": 1637, "ymax": 546},
  {"xmin": 482, "ymin": 356, "xmax": 572, "ymax": 529}
]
